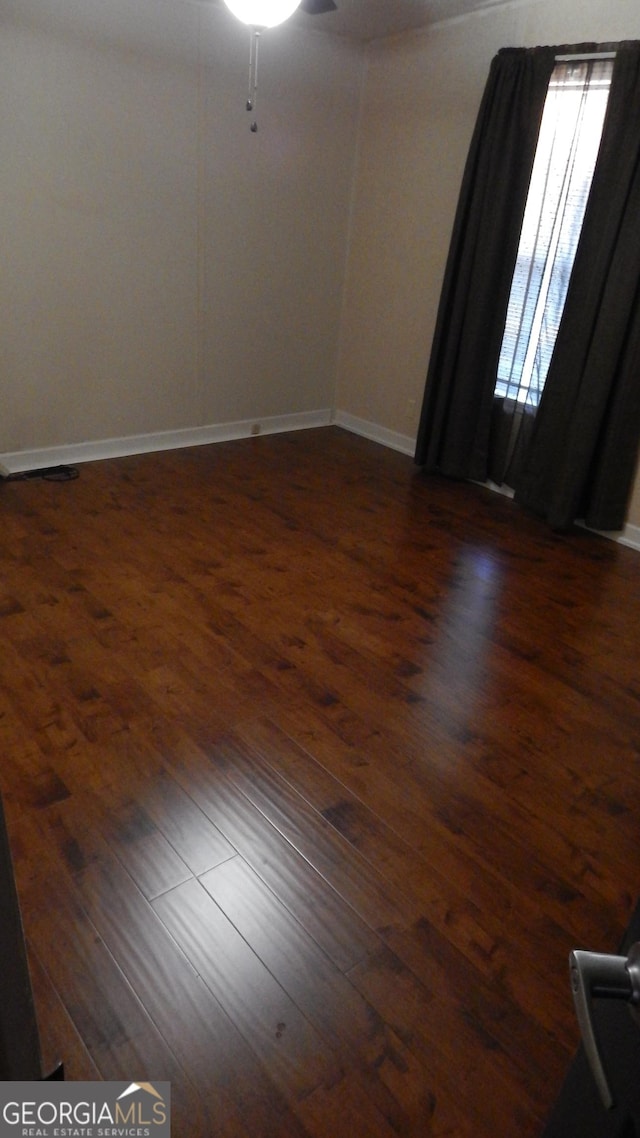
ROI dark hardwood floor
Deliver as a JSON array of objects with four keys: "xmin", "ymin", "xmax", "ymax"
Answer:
[{"xmin": 1, "ymin": 426, "xmax": 639, "ymax": 1136}]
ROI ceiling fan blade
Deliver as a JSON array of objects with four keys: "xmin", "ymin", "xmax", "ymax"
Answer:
[{"xmin": 299, "ymin": 0, "xmax": 338, "ymax": 14}]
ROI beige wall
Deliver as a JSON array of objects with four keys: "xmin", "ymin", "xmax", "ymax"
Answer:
[
  {"xmin": 0, "ymin": 0, "xmax": 362, "ymax": 454},
  {"xmin": 2, "ymin": 0, "xmax": 639, "ymax": 528},
  {"xmin": 336, "ymin": 0, "xmax": 640, "ymax": 528}
]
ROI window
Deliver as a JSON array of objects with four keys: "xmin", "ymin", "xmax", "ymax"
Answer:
[{"xmin": 495, "ymin": 58, "xmax": 613, "ymax": 407}]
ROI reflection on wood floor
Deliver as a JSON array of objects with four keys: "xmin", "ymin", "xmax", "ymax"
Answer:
[{"xmin": 1, "ymin": 426, "xmax": 639, "ymax": 1136}]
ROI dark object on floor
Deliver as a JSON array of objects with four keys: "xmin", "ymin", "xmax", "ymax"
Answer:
[{"xmin": 1, "ymin": 465, "xmax": 78, "ymax": 483}]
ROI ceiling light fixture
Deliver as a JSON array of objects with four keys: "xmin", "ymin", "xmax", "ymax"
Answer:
[
  {"xmin": 222, "ymin": 0, "xmax": 302, "ymax": 28},
  {"xmin": 222, "ymin": 0, "xmax": 336, "ymax": 131},
  {"xmin": 223, "ymin": 1, "xmax": 303, "ymax": 132}
]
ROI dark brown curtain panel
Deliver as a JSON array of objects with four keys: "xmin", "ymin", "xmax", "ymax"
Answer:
[
  {"xmin": 414, "ymin": 47, "xmax": 556, "ymax": 478},
  {"xmin": 514, "ymin": 43, "xmax": 640, "ymax": 531},
  {"xmin": 416, "ymin": 41, "xmax": 640, "ymax": 533}
]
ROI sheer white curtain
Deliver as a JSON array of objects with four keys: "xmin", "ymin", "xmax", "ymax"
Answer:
[{"xmin": 495, "ymin": 59, "xmax": 612, "ymax": 408}]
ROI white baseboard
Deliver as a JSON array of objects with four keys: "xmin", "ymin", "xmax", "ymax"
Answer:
[
  {"xmin": 483, "ymin": 479, "xmax": 640, "ymax": 553},
  {"xmin": 0, "ymin": 409, "xmax": 333, "ymax": 474},
  {"xmin": 589, "ymin": 521, "xmax": 640, "ymax": 553},
  {"xmin": 3, "ymin": 411, "xmax": 638, "ymax": 555},
  {"xmin": 332, "ymin": 409, "xmax": 416, "ymax": 456},
  {"xmin": 620, "ymin": 523, "xmax": 640, "ymax": 552}
]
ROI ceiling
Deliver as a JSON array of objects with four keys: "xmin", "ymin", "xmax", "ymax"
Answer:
[{"xmin": 292, "ymin": 0, "xmax": 502, "ymax": 40}]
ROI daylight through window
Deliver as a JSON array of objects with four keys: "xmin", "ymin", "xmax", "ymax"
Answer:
[{"xmin": 495, "ymin": 58, "xmax": 613, "ymax": 407}]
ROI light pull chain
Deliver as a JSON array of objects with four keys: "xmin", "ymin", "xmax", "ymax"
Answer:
[{"xmin": 246, "ymin": 28, "xmax": 260, "ymax": 132}]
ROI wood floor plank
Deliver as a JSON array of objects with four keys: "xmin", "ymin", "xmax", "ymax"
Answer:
[
  {"xmin": 200, "ymin": 855, "xmax": 435, "ymax": 1136},
  {"xmin": 152, "ymin": 876, "xmax": 342, "ymax": 1102},
  {"xmin": 347, "ymin": 943, "xmax": 544, "ymax": 1136},
  {"xmin": 74, "ymin": 849, "xmax": 315, "ymax": 1138},
  {"xmin": 253, "ymin": 703, "xmax": 620, "ymax": 1031},
  {"xmin": 236, "ymin": 716, "xmax": 577, "ymax": 1056},
  {"xmin": 21, "ymin": 874, "xmax": 200, "ymax": 1100},
  {"xmin": 201, "ymin": 731, "xmax": 416, "ymax": 934},
  {"xmin": 1, "ymin": 428, "xmax": 638, "ymax": 1137},
  {"xmin": 294, "ymin": 1075, "xmax": 423, "ymax": 1138},
  {"xmin": 15, "ymin": 801, "xmax": 309, "ymax": 1138},
  {"xmin": 127, "ymin": 766, "xmax": 236, "ymax": 877},
  {"xmin": 96, "ymin": 791, "xmax": 194, "ymax": 900},
  {"xmin": 26, "ymin": 945, "xmax": 100, "ymax": 1083},
  {"xmin": 150, "ymin": 725, "xmax": 381, "ymax": 970}
]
